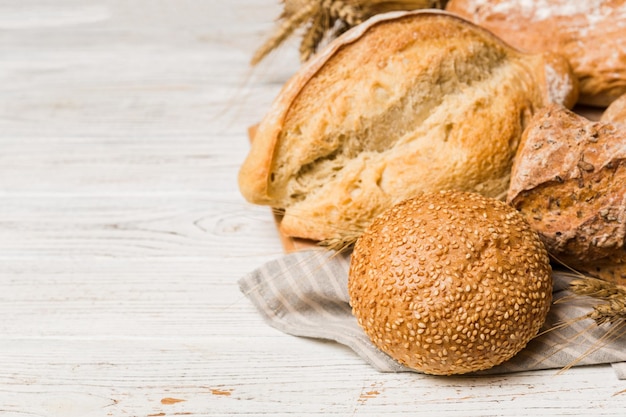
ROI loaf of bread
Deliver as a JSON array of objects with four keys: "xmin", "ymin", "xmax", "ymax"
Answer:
[
  {"xmin": 446, "ymin": 0, "xmax": 626, "ymax": 107},
  {"xmin": 507, "ymin": 104, "xmax": 626, "ymax": 284},
  {"xmin": 239, "ymin": 10, "xmax": 578, "ymax": 243}
]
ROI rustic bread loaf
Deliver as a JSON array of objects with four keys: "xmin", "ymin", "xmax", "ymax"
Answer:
[
  {"xmin": 507, "ymin": 105, "xmax": 626, "ymax": 284},
  {"xmin": 446, "ymin": 0, "xmax": 626, "ymax": 107},
  {"xmin": 239, "ymin": 10, "xmax": 578, "ymax": 243}
]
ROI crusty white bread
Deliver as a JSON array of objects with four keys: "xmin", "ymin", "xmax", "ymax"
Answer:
[
  {"xmin": 446, "ymin": 0, "xmax": 626, "ymax": 107},
  {"xmin": 239, "ymin": 10, "xmax": 578, "ymax": 242}
]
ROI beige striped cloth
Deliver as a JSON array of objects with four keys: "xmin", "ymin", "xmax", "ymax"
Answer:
[{"xmin": 239, "ymin": 249, "xmax": 626, "ymax": 378}]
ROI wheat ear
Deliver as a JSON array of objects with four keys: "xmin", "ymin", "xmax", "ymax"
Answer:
[
  {"xmin": 251, "ymin": 1, "xmax": 319, "ymax": 65},
  {"xmin": 568, "ymin": 275, "xmax": 626, "ymax": 327},
  {"xmin": 299, "ymin": 5, "xmax": 330, "ymax": 62}
]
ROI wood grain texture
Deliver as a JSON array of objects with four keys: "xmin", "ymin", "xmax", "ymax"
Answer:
[{"xmin": 1, "ymin": 1, "xmax": 625, "ymax": 416}]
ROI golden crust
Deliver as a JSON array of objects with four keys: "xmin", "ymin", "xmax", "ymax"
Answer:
[
  {"xmin": 238, "ymin": 10, "xmax": 393, "ymax": 205},
  {"xmin": 239, "ymin": 10, "xmax": 578, "ymax": 242},
  {"xmin": 348, "ymin": 190, "xmax": 552, "ymax": 375},
  {"xmin": 446, "ymin": 0, "xmax": 626, "ymax": 107}
]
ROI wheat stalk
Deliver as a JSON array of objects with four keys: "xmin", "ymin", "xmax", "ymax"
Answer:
[
  {"xmin": 251, "ymin": 0, "xmax": 448, "ymax": 65},
  {"xmin": 546, "ymin": 274, "xmax": 626, "ymax": 370},
  {"xmin": 250, "ymin": 1, "xmax": 319, "ymax": 65},
  {"xmin": 299, "ymin": 4, "xmax": 331, "ymax": 62},
  {"xmin": 570, "ymin": 276, "xmax": 626, "ymax": 326},
  {"xmin": 588, "ymin": 299, "xmax": 626, "ymax": 326},
  {"xmin": 569, "ymin": 276, "xmax": 626, "ymax": 301},
  {"xmin": 319, "ymin": 230, "xmax": 363, "ymax": 253},
  {"xmin": 326, "ymin": 0, "xmax": 365, "ymax": 26}
]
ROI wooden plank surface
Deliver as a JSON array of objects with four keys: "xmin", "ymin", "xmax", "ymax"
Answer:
[{"xmin": 1, "ymin": 1, "xmax": 625, "ymax": 416}]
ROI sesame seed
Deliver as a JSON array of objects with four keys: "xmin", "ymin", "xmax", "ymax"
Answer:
[{"xmin": 347, "ymin": 190, "xmax": 552, "ymax": 375}]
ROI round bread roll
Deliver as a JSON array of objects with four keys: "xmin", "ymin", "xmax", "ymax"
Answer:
[{"xmin": 348, "ymin": 190, "xmax": 553, "ymax": 375}]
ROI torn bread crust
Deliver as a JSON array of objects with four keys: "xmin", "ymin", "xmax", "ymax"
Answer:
[{"xmin": 507, "ymin": 105, "xmax": 626, "ymax": 264}]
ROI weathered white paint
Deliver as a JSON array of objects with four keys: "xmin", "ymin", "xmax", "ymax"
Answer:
[{"xmin": 0, "ymin": 1, "xmax": 625, "ymax": 416}]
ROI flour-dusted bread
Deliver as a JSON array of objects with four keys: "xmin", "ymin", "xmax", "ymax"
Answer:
[
  {"xmin": 239, "ymin": 10, "xmax": 578, "ymax": 243},
  {"xmin": 507, "ymin": 105, "xmax": 626, "ymax": 284},
  {"xmin": 446, "ymin": 0, "xmax": 626, "ymax": 107}
]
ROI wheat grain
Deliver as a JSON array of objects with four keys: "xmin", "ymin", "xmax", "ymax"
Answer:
[
  {"xmin": 251, "ymin": 1, "xmax": 319, "ymax": 65},
  {"xmin": 360, "ymin": 0, "xmax": 448, "ymax": 19},
  {"xmin": 299, "ymin": 5, "xmax": 330, "ymax": 61},
  {"xmin": 251, "ymin": 0, "xmax": 448, "ymax": 65},
  {"xmin": 570, "ymin": 276, "xmax": 626, "ymax": 300},
  {"xmin": 550, "ymin": 274, "xmax": 626, "ymax": 369},
  {"xmin": 588, "ymin": 298, "xmax": 626, "ymax": 326},
  {"xmin": 567, "ymin": 275, "xmax": 626, "ymax": 326},
  {"xmin": 327, "ymin": 0, "xmax": 364, "ymax": 26},
  {"xmin": 319, "ymin": 230, "xmax": 362, "ymax": 253},
  {"xmin": 526, "ymin": 272, "xmax": 626, "ymax": 373}
]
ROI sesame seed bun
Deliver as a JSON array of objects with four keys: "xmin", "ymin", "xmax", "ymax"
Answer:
[{"xmin": 348, "ymin": 190, "xmax": 553, "ymax": 375}]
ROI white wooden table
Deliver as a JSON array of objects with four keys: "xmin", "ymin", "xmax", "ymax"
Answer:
[{"xmin": 1, "ymin": 1, "xmax": 625, "ymax": 416}]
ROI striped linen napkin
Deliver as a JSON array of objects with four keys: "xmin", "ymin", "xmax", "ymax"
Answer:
[{"xmin": 239, "ymin": 249, "xmax": 626, "ymax": 378}]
